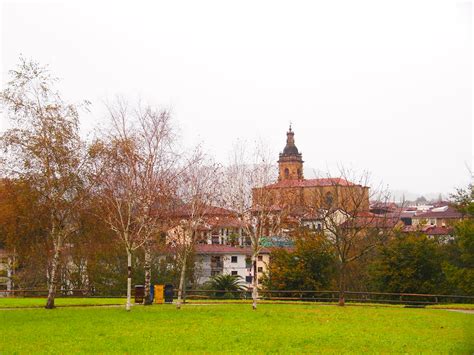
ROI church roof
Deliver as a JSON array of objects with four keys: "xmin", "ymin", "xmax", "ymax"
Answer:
[
  {"xmin": 263, "ymin": 178, "xmax": 357, "ymax": 189},
  {"xmin": 282, "ymin": 144, "xmax": 299, "ymax": 156}
]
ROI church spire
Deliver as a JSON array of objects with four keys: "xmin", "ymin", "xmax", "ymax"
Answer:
[
  {"xmin": 278, "ymin": 125, "xmax": 304, "ymax": 181},
  {"xmin": 282, "ymin": 125, "xmax": 299, "ymax": 156}
]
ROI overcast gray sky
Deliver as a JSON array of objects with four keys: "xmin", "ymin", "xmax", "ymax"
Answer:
[{"xmin": 1, "ymin": 0, "xmax": 472, "ymax": 198}]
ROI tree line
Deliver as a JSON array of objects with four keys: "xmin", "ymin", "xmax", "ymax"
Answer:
[{"xmin": 262, "ymin": 194, "xmax": 474, "ymax": 298}]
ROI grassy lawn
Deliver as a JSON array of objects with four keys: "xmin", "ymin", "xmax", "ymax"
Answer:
[
  {"xmin": 1, "ymin": 303, "xmax": 472, "ymax": 353},
  {"xmin": 0, "ymin": 297, "xmax": 126, "ymax": 308}
]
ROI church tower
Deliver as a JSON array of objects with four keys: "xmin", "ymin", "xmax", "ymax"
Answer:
[{"xmin": 278, "ymin": 125, "xmax": 304, "ymax": 181}]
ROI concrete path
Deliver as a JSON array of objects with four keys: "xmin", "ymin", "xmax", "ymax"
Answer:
[{"xmin": 443, "ymin": 309, "xmax": 474, "ymax": 314}]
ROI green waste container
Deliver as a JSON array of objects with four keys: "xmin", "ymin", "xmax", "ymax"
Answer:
[
  {"xmin": 164, "ymin": 284, "xmax": 173, "ymax": 303},
  {"xmin": 135, "ymin": 285, "xmax": 144, "ymax": 303}
]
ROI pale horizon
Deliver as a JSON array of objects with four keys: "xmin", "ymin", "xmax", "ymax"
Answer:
[{"xmin": 1, "ymin": 0, "xmax": 472, "ymax": 198}]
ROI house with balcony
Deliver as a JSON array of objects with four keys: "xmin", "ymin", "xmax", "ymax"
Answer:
[{"xmin": 194, "ymin": 244, "xmax": 270, "ymax": 287}]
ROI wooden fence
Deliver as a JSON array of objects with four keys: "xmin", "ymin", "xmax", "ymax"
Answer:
[{"xmin": 2, "ymin": 288, "xmax": 473, "ymax": 306}]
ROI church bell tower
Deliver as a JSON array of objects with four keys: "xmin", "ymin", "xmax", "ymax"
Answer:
[{"xmin": 278, "ymin": 125, "xmax": 304, "ymax": 181}]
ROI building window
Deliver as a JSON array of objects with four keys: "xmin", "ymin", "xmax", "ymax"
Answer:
[
  {"xmin": 257, "ymin": 267, "xmax": 263, "ymax": 273},
  {"xmin": 231, "ymin": 256, "xmax": 238, "ymax": 263},
  {"xmin": 231, "ymin": 271, "xmax": 238, "ymax": 276},
  {"xmin": 257, "ymin": 255, "xmax": 263, "ymax": 261},
  {"xmin": 284, "ymin": 168, "xmax": 289, "ymax": 178},
  {"xmin": 245, "ymin": 276, "xmax": 253, "ymax": 283},
  {"xmin": 325, "ymin": 192, "xmax": 334, "ymax": 206}
]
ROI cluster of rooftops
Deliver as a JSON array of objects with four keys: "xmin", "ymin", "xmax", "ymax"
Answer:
[{"xmin": 167, "ymin": 127, "xmax": 464, "ymax": 247}]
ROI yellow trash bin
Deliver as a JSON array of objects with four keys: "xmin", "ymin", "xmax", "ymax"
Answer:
[{"xmin": 154, "ymin": 284, "xmax": 164, "ymax": 304}]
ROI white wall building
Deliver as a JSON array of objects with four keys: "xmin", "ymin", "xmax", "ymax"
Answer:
[{"xmin": 194, "ymin": 245, "xmax": 270, "ymax": 288}]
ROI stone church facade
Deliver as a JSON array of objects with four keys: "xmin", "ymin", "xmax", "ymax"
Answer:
[{"xmin": 252, "ymin": 127, "xmax": 370, "ymax": 218}]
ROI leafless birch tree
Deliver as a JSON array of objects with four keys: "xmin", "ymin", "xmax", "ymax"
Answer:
[
  {"xmin": 0, "ymin": 58, "xmax": 89, "ymax": 309},
  {"xmin": 134, "ymin": 104, "xmax": 179, "ymax": 304},
  {"xmin": 91, "ymin": 98, "xmax": 178, "ymax": 310},
  {"xmin": 223, "ymin": 142, "xmax": 284, "ymax": 310},
  {"xmin": 172, "ymin": 152, "xmax": 221, "ymax": 309}
]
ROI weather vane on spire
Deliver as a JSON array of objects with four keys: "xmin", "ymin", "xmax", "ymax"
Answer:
[{"xmin": 289, "ymin": 121, "xmax": 292, "ymax": 132}]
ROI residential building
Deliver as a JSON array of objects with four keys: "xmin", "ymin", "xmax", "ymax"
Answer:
[
  {"xmin": 165, "ymin": 205, "xmax": 249, "ymax": 247},
  {"xmin": 411, "ymin": 205, "xmax": 463, "ymax": 228},
  {"xmin": 194, "ymin": 245, "xmax": 270, "ymax": 287}
]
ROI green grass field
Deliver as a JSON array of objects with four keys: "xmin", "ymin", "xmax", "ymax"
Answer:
[{"xmin": 1, "ymin": 302, "xmax": 472, "ymax": 353}]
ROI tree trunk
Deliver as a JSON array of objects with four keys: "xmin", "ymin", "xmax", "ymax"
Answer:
[
  {"xmin": 126, "ymin": 250, "xmax": 132, "ymax": 311},
  {"xmin": 143, "ymin": 242, "xmax": 152, "ymax": 305},
  {"xmin": 176, "ymin": 250, "xmax": 187, "ymax": 310},
  {"xmin": 338, "ymin": 263, "xmax": 346, "ymax": 307},
  {"xmin": 252, "ymin": 256, "xmax": 258, "ymax": 310},
  {"xmin": 7, "ymin": 254, "xmax": 15, "ymax": 291},
  {"xmin": 80, "ymin": 259, "xmax": 90, "ymax": 296},
  {"xmin": 45, "ymin": 242, "xmax": 61, "ymax": 309}
]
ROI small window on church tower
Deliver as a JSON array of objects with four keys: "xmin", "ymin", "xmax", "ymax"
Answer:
[{"xmin": 284, "ymin": 168, "xmax": 289, "ymax": 178}]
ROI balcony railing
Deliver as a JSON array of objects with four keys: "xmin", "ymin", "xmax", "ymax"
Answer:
[{"xmin": 210, "ymin": 262, "xmax": 223, "ymax": 269}]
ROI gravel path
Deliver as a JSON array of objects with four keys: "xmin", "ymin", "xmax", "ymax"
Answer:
[{"xmin": 443, "ymin": 309, "xmax": 474, "ymax": 314}]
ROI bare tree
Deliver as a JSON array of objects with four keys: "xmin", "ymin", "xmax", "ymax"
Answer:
[
  {"xmin": 223, "ymin": 141, "xmax": 285, "ymax": 310},
  {"xmin": 314, "ymin": 168, "xmax": 401, "ymax": 306},
  {"xmin": 171, "ymin": 152, "xmax": 222, "ymax": 309},
  {"xmin": 134, "ymin": 104, "xmax": 179, "ymax": 305},
  {"xmin": 0, "ymin": 58, "xmax": 89, "ymax": 309},
  {"xmin": 91, "ymin": 98, "xmax": 178, "ymax": 310}
]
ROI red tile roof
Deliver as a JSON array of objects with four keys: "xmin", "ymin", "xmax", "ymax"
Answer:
[
  {"xmin": 167, "ymin": 205, "xmax": 237, "ymax": 219},
  {"xmin": 195, "ymin": 244, "xmax": 270, "ymax": 254},
  {"xmin": 262, "ymin": 178, "xmax": 357, "ymax": 189},
  {"xmin": 206, "ymin": 216, "xmax": 247, "ymax": 229},
  {"xmin": 402, "ymin": 225, "xmax": 454, "ymax": 236},
  {"xmin": 412, "ymin": 206, "xmax": 462, "ymax": 219},
  {"xmin": 341, "ymin": 215, "xmax": 400, "ymax": 229}
]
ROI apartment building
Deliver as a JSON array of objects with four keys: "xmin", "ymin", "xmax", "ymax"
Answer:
[{"xmin": 194, "ymin": 244, "xmax": 270, "ymax": 287}]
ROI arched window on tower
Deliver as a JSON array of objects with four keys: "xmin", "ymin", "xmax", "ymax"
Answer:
[
  {"xmin": 297, "ymin": 169, "xmax": 302, "ymax": 179},
  {"xmin": 284, "ymin": 168, "xmax": 289, "ymax": 179}
]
